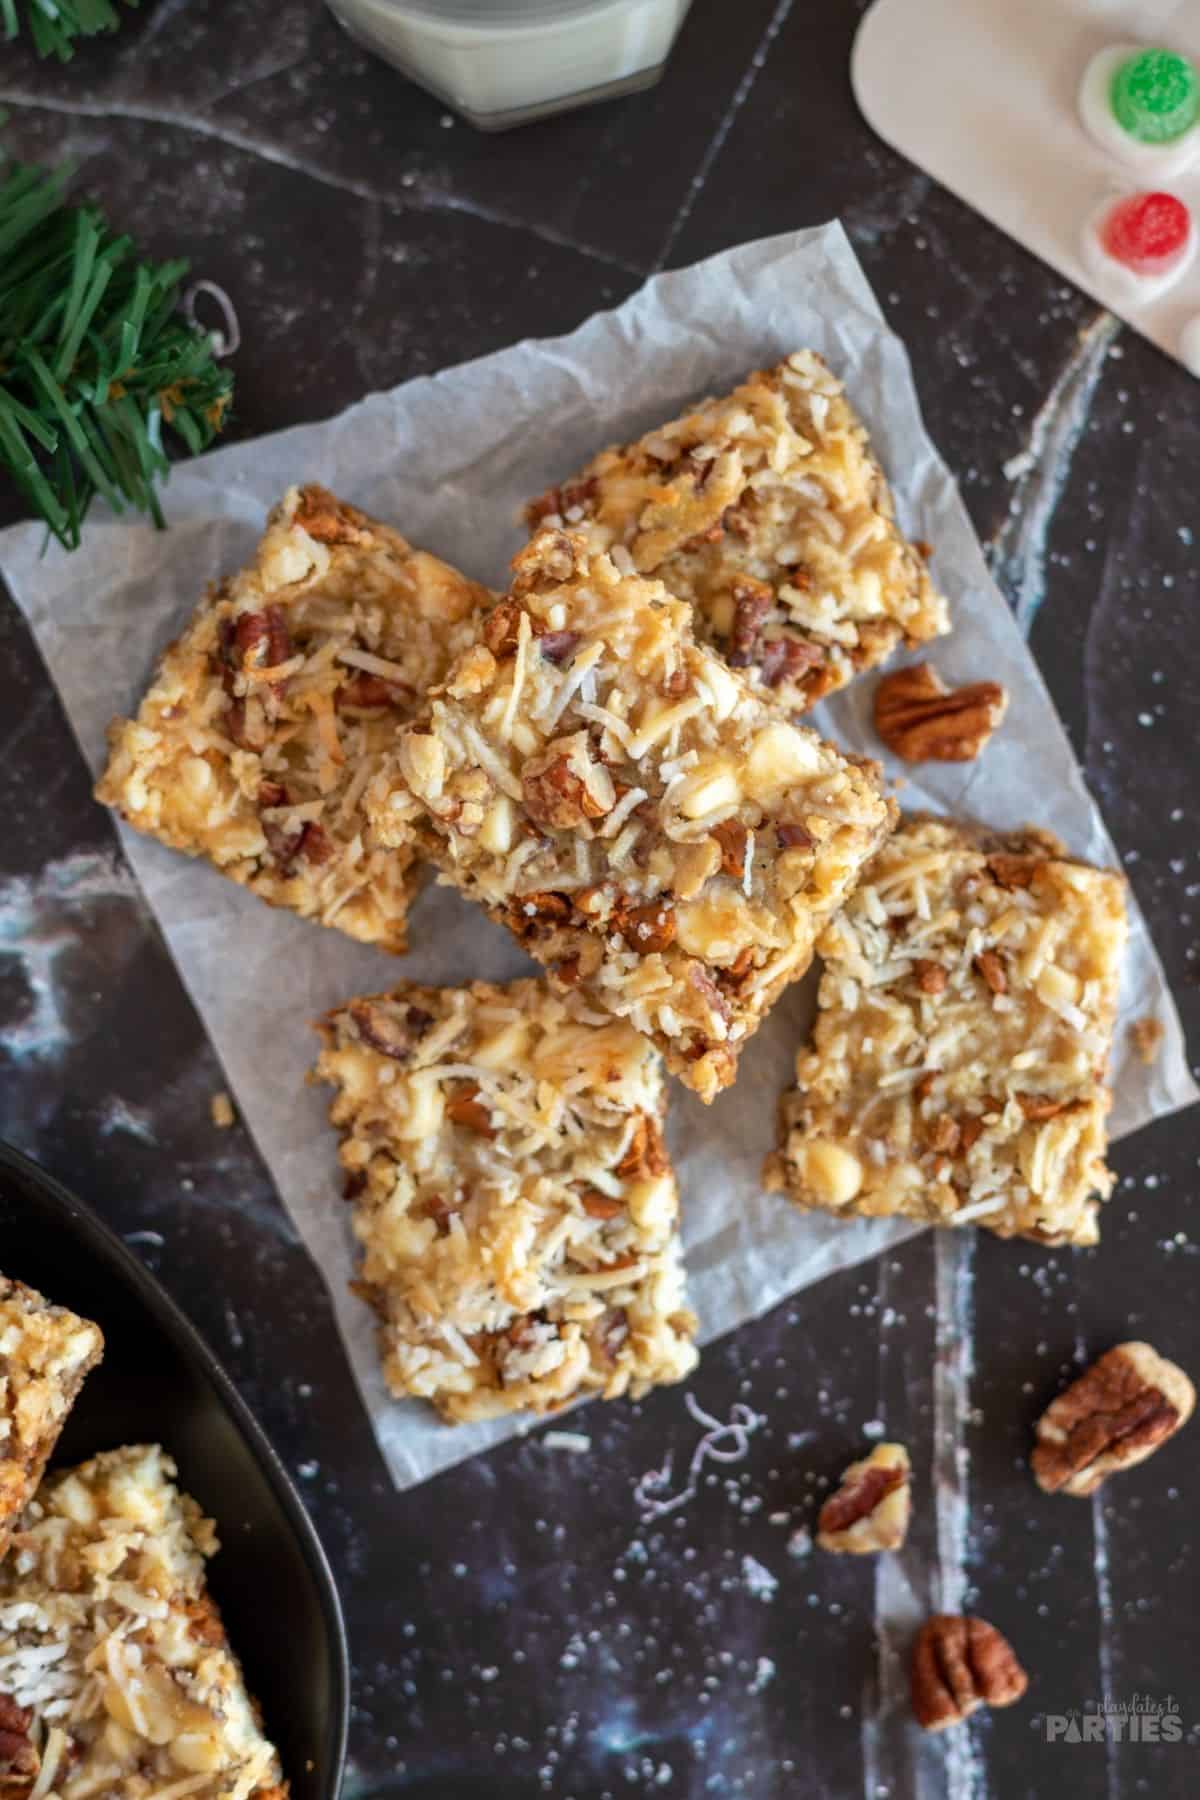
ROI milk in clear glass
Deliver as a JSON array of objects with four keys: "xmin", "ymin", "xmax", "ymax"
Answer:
[{"xmin": 326, "ymin": 0, "xmax": 695, "ymax": 130}]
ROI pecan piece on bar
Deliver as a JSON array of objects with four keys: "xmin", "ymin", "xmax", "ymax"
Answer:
[
  {"xmin": 0, "ymin": 1694, "xmax": 38, "ymax": 1788},
  {"xmin": 522, "ymin": 742, "xmax": 613, "ymax": 831},
  {"xmin": 911, "ymin": 1615, "xmax": 1028, "ymax": 1731},
  {"xmin": 816, "ymin": 1442, "xmax": 911, "ymax": 1554},
  {"xmin": 874, "ymin": 663, "xmax": 1008, "ymax": 763},
  {"xmin": 759, "ymin": 633, "xmax": 824, "ymax": 690},
  {"xmin": 445, "ymin": 1080, "xmax": 496, "ymax": 1137},
  {"xmin": 913, "ymin": 958, "xmax": 947, "ymax": 995},
  {"xmin": 616, "ymin": 1113, "xmax": 669, "ymax": 1182},
  {"xmin": 293, "ymin": 483, "xmax": 370, "ymax": 545},
  {"xmin": 1015, "ymin": 1092, "xmax": 1068, "ymax": 1122},
  {"xmin": 349, "ymin": 1000, "xmax": 418, "ymax": 1062},
  {"xmin": 481, "ymin": 598, "xmax": 529, "ymax": 658},
  {"xmin": 710, "ymin": 817, "xmax": 749, "ymax": 880},
  {"xmin": 611, "ymin": 897, "xmax": 676, "ymax": 956},
  {"xmin": 726, "ymin": 575, "xmax": 774, "ymax": 667},
  {"xmin": 1030, "ymin": 1341, "xmax": 1195, "ymax": 1497},
  {"xmin": 973, "ymin": 950, "xmax": 1007, "ymax": 995},
  {"xmin": 578, "ymin": 1187, "xmax": 625, "ymax": 1221},
  {"xmin": 538, "ymin": 629, "xmax": 581, "ymax": 666}
]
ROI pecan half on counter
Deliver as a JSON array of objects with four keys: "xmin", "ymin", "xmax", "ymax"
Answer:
[
  {"xmin": 816, "ymin": 1442, "xmax": 911, "ymax": 1554},
  {"xmin": 911, "ymin": 1614, "xmax": 1028, "ymax": 1732},
  {"xmin": 874, "ymin": 662, "xmax": 1008, "ymax": 763},
  {"xmin": 1031, "ymin": 1341, "xmax": 1195, "ymax": 1497}
]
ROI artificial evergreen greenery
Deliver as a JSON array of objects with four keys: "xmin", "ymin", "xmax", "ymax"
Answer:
[
  {"xmin": 0, "ymin": 155, "xmax": 233, "ymax": 550},
  {"xmin": 1, "ymin": 0, "xmax": 138, "ymax": 62}
]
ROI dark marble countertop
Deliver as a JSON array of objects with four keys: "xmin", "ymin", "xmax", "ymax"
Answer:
[{"xmin": 1, "ymin": 3, "xmax": 1198, "ymax": 1795}]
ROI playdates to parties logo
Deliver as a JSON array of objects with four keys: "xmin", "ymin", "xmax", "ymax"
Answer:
[{"xmin": 1042, "ymin": 1693, "xmax": 1190, "ymax": 1744}]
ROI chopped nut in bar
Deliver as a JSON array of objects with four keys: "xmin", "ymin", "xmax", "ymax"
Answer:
[
  {"xmin": 313, "ymin": 977, "xmax": 698, "ymax": 1422},
  {"xmin": 1031, "ymin": 1341, "xmax": 1194, "ymax": 1498},
  {"xmin": 764, "ymin": 816, "xmax": 1127, "ymax": 1246},
  {"xmin": 368, "ymin": 531, "xmax": 895, "ymax": 1102},
  {"xmin": 0, "ymin": 1277, "xmax": 103, "ymax": 1557},
  {"xmin": 96, "ymin": 483, "xmax": 491, "ymax": 954},
  {"xmin": 0, "ymin": 1443, "xmax": 286, "ymax": 1797},
  {"xmin": 816, "ymin": 1441, "xmax": 911, "ymax": 1554},
  {"xmin": 911, "ymin": 1614, "xmax": 1028, "ymax": 1732},
  {"xmin": 874, "ymin": 663, "xmax": 1008, "ymax": 763},
  {"xmin": 523, "ymin": 352, "xmax": 948, "ymax": 713}
]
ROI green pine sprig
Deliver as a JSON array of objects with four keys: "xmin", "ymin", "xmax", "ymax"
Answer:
[
  {"xmin": 1, "ymin": 0, "xmax": 138, "ymax": 63},
  {"xmin": 0, "ymin": 154, "xmax": 234, "ymax": 550}
]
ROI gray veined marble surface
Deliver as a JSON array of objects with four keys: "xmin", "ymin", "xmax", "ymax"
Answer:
[{"xmin": 1, "ymin": 3, "xmax": 1199, "ymax": 1796}]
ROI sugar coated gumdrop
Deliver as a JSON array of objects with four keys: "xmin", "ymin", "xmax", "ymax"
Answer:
[
  {"xmin": 1110, "ymin": 48, "xmax": 1199, "ymax": 146},
  {"xmin": 1099, "ymin": 190, "xmax": 1191, "ymax": 274}
]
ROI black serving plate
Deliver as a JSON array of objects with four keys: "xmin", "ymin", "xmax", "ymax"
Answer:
[{"xmin": 0, "ymin": 1140, "xmax": 349, "ymax": 1797}]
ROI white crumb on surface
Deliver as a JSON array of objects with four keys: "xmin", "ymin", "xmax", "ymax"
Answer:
[
  {"xmin": 740, "ymin": 1554, "xmax": 778, "ymax": 1602},
  {"xmin": 787, "ymin": 1527, "xmax": 813, "ymax": 1559},
  {"xmin": 542, "ymin": 1431, "xmax": 592, "ymax": 1454},
  {"xmin": 210, "ymin": 1089, "xmax": 236, "ymax": 1128},
  {"xmin": 748, "ymin": 1656, "xmax": 776, "ymax": 1694}
]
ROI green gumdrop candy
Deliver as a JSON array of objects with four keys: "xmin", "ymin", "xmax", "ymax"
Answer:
[{"xmin": 1110, "ymin": 48, "xmax": 1200, "ymax": 145}]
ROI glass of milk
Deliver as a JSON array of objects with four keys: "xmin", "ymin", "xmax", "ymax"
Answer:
[{"xmin": 326, "ymin": 0, "xmax": 696, "ymax": 130}]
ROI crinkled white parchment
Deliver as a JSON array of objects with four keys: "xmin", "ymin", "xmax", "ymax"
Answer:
[{"xmin": 1, "ymin": 224, "xmax": 1193, "ymax": 1489}]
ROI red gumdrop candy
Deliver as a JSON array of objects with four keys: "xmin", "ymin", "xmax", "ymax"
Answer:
[{"xmin": 1100, "ymin": 191, "xmax": 1191, "ymax": 275}]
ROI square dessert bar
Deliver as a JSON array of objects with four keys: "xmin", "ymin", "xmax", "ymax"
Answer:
[
  {"xmin": 369, "ymin": 530, "xmax": 896, "ymax": 1102},
  {"xmin": 97, "ymin": 483, "xmax": 491, "ymax": 953},
  {"xmin": 0, "ymin": 1444, "xmax": 286, "ymax": 1796},
  {"xmin": 524, "ymin": 352, "xmax": 949, "ymax": 713},
  {"xmin": 313, "ymin": 978, "xmax": 698, "ymax": 1422},
  {"xmin": 765, "ymin": 816, "xmax": 1128, "ymax": 1246},
  {"xmin": 0, "ymin": 1277, "xmax": 103, "ymax": 1557}
]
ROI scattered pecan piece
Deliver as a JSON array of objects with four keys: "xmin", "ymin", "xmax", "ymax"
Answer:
[
  {"xmin": 0, "ymin": 1694, "xmax": 37, "ymax": 1788},
  {"xmin": 711, "ymin": 818, "xmax": 749, "ymax": 879},
  {"xmin": 776, "ymin": 820, "xmax": 814, "ymax": 851},
  {"xmin": 1129, "ymin": 1015, "xmax": 1164, "ymax": 1066},
  {"xmin": 1015, "ymin": 1092, "xmax": 1068, "ymax": 1122},
  {"xmin": 661, "ymin": 665, "xmax": 691, "ymax": 697},
  {"xmin": 554, "ymin": 955, "xmax": 583, "ymax": 986},
  {"xmin": 257, "ymin": 779, "xmax": 290, "ymax": 809},
  {"xmin": 616, "ymin": 1113, "xmax": 669, "ymax": 1181},
  {"xmin": 578, "ymin": 1188, "xmax": 624, "ymax": 1221},
  {"xmin": 718, "ymin": 945, "xmax": 756, "ymax": 987},
  {"xmin": 911, "ymin": 1616, "xmax": 1028, "ymax": 1731},
  {"xmin": 445, "ymin": 1081, "xmax": 495, "ymax": 1137},
  {"xmin": 817, "ymin": 1443, "xmax": 911, "ymax": 1553},
  {"xmin": 759, "ymin": 633, "xmax": 824, "ymax": 689},
  {"xmin": 973, "ymin": 950, "xmax": 1007, "ymax": 995},
  {"xmin": 235, "ymin": 603, "xmax": 293, "ymax": 675},
  {"xmin": 915, "ymin": 1070, "xmax": 940, "ymax": 1103},
  {"xmin": 726, "ymin": 576, "xmax": 774, "ymax": 667},
  {"xmin": 1031, "ymin": 1342, "xmax": 1195, "ymax": 1497},
  {"xmin": 913, "ymin": 959, "xmax": 947, "ymax": 995},
  {"xmin": 523, "ymin": 747, "xmax": 612, "ymax": 831},
  {"xmin": 612, "ymin": 897, "xmax": 676, "ymax": 955},
  {"xmin": 874, "ymin": 663, "xmax": 1008, "ymax": 763}
]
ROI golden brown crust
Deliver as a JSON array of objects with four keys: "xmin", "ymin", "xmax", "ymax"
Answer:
[
  {"xmin": 313, "ymin": 977, "xmax": 698, "ymax": 1421},
  {"xmin": 96, "ymin": 483, "xmax": 492, "ymax": 954},
  {"xmin": 524, "ymin": 353, "xmax": 949, "ymax": 713},
  {"xmin": 369, "ymin": 530, "xmax": 894, "ymax": 1102},
  {"xmin": 766, "ymin": 814, "xmax": 1127, "ymax": 1246}
]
